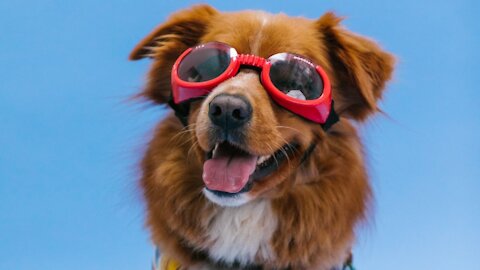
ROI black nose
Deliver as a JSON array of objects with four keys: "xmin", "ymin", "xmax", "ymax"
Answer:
[{"xmin": 209, "ymin": 94, "xmax": 252, "ymax": 130}]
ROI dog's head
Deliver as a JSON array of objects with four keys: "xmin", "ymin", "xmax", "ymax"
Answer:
[{"xmin": 131, "ymin": 5, "xmax": 394, "ymax": 207}]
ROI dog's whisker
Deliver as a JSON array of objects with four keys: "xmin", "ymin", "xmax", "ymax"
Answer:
[
  {"xmin": 171, "ymin": 133, "xmax": 195, "ymax": 146},
  {"xmin": 178, "ymin": 135, "xmax": 198, "ymax": 147},
  {"xmin": 170, "ymin": 124, "xmax": 197, "ymax": 142},
  {"xmin": 170, "ymin": 129, "xmax": 193, "ymax": 143},
  {"xmin": 265, "ymin": 142, "xmax": 280, "ymax": 168},
  {"xmin": 285, "ymin": 141, "xmax": 301, "ymax": 156},
  {"xmin": 170, "ymin": 124, "xmax": 212, "ymax": 146},
  {"xmin": 178, "ymin": 127, "xmax": 211, "ymax": 147},
  {"xmin": 276, "ymin": 125, "xmax": 303, "ymax": 134},
  {"xmin": 276, "ymin": 125, "xmax": 308, "ymax": 142},
  {"xmin": 187, "ymin": 140, "xmax": 199, "ymax": 159},
  {"xmin": 277, "ymin": 136, "xmax": 302, "ymax": 157},
  {"xmin": 279, "ymin": 145, "xmax": 291, "ymax": 167}
]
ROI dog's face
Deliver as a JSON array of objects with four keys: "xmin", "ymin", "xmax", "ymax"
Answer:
[{"xmin": 131, "ymin": 5, "xmax": 394, "ymax": 207}]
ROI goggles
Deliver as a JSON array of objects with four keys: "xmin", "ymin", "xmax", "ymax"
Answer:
[{"xmin": 171, "ymin": 42, "xmax": 337, "ymax": 126}]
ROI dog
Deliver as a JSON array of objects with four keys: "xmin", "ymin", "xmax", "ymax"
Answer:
[{"xmin": 130, "ymin": 5, "xmax": 394, "ymax": 270}]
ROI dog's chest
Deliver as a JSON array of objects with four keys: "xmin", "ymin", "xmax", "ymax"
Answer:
[{"xmin": 205, "ymin": 200, "xmax": 278, "ymax": 265}]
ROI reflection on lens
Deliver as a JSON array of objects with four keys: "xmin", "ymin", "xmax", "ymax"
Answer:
[
  {"xmin": 178, "ymin": 45, "xmax": 232, "ymax": 82},
  {"xmin": 268, "ymin": 53, "xmax": 323, "ymax": 100}
]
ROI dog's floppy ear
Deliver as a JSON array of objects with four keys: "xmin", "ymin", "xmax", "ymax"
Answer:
[
  {"xmin": 317, "ymin": 12, "xmax": 395, "ymax": 121},
  {"xmin": 129, "ymin": 5, "xmax": 218, "ymax": 103},
  {"xmin": 129, "ymin": 4, "xmax": 218, "ymax": 60}
]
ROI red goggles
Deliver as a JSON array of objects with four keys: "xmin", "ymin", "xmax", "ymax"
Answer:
[{"xmin": 171, "ymin": 42, "xmax": 335, "ymax": 124}]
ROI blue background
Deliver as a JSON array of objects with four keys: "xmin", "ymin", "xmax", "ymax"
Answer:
[{"xmin": 1, "ymin": 1, "xmax": 479, "ymax": 269}]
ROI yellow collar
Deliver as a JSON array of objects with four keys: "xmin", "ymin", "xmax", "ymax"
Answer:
[
  {"xmin": 160, "ymin": 257, "xmax": 180, "ymax": 270},
  {"xmin": 153, "ymin": 249, "xmax": 180, "ymax": 270}
]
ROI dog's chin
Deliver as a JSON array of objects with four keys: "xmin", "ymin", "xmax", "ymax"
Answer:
[{"xmin": 202, "ymin": 188, "xmax": 252, "ymax": 207}]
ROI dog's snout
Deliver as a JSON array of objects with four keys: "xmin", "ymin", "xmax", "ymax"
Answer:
[{"xmin": 208, "ymin": 94, "xmax": 252, "ymax": 130}]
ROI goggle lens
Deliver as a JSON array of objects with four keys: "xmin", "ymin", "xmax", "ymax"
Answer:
[
  {"xmin": 268, "ymin": 53, "xmax": 323, "ymax": 101},
  {"xmin": 177, "ymin": 45, "xmax": 233, "ymax": 83}
]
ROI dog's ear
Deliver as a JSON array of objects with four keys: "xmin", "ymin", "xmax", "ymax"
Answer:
[
  {"xmin": 316, "ymin": 12, "xmax": 395, "ymax": 121},
  {"xmin": 129, "ymin": 4, "xmax": 218, "ymax": 60},
  {"xmin": 129, "ymin": 5, "xmax": 218, "ymax": 103}
]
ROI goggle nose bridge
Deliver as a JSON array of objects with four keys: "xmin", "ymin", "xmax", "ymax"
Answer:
[{"xmin": 237, "ymin": 54, "xmax": 267, "ymax": 68}]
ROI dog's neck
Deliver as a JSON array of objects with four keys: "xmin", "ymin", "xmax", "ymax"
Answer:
[{"xmin": 204, "ymin": 199, "xmax": 277, "ymax": 266}]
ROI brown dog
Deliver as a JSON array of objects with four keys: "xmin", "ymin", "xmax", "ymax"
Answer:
[{"xmin": 130, "ymin": 5, "xmax": 394, "ymax": 270}]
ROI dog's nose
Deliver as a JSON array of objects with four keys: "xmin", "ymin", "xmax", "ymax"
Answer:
[{"xmin": 209, "ymin": 94, "xmax": 252, "ymax": 130}]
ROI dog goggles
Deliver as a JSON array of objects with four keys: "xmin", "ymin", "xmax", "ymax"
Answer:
[{"xmin": 171, "ymin": 42, "xmax": 337, "ymax": 125}]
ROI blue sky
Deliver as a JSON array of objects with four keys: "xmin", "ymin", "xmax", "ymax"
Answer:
[{"xmin": 0, "ymin": 1, "xmax": 479, "ymax": 269}]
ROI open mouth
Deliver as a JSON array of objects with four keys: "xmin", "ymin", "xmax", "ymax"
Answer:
[{"xmin": 202, "ymin": 141, "xmax": 298, "ymax": 197}]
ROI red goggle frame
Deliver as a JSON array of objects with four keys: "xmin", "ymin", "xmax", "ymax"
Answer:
[{"xmin": 171, "ymin": 42, "xmax": 334, "ymax": 124}]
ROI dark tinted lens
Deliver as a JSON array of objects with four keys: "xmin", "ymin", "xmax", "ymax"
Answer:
[
  {"xmin": 268, "ymin": 53, "xmax": 323, "ymax": 100},
  {"xmin": 178, "ymin": 46, "xmax": 232, "ymax": 82}
]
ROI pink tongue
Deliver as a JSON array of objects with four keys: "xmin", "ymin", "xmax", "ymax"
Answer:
[{"xmin": 203, "ymin": 148, "xmax": 257, "ymax": 193}]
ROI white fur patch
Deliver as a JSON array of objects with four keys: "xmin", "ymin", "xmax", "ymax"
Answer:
[{"xmin": 205, "ymin": 198, "xmax": 278, "ymax": 266}]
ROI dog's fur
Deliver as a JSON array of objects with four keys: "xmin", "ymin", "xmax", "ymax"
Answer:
[{"xmin": 130, "ymin": 5, "xmax": 394, "ymax": 270}]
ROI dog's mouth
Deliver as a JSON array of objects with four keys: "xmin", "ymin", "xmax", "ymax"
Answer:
[{"xmin": 202, "ymin": 141, "xmax": 298, "ymax": 196}]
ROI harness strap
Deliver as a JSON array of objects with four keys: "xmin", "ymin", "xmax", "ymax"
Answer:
[{"xmin": 167, "ymin": 97, "xmax": 190, "ymax": 127}]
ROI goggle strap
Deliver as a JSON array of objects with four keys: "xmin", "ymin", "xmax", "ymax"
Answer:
[
  {"xmin": 237, "ymin": 54, "xmax": 266, "ymax": 68},
  {"xmin": 167, "ymin": 97, "xmax": 190, "ymax": 126},
  {"xmin": 321, "ymin": 100, "xmax": 339, "ymax": 131}
]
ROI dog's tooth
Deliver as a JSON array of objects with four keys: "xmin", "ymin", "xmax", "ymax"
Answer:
[
  {"xmin": 256, "ymin": 155, "xmax": 271, "ymax": 165},
  {"xmin": 212, "ymin": 143, "xmax": 220, "ymax": 157},
  {"xmin": 256, "ymin": 156, "xmax": 265, "ymax": 165}
]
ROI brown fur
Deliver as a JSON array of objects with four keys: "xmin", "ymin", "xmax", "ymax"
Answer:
[{"xmin": 131, "ymin": 5, "xmax": 394, "ymax": 270}]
